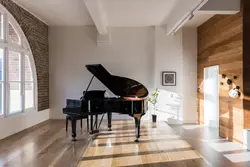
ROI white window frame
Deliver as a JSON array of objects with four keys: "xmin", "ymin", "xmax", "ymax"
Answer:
[{"xmin": 0, "ymin": 5, "xmax": 37, "ymax": 118}]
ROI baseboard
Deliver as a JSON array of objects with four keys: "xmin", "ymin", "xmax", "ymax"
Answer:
[
  {"xmin": 0, "ymin": 119, "xmax": 50, "ymax": 141},
  {"xmin": 0, "ymin": 109, "xmax": 50, "ymax": 140}
]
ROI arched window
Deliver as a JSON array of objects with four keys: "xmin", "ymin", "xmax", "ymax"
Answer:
[{"xmin": 0, "ymin": 7, "xmax": 36, "ymax": 116}]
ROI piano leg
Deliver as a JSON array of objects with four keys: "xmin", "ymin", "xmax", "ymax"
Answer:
[
  {"xmin": 71, "ymin": 116, "xmax": 77, "ymax": 141},
  {"xmin": 86, "ymin": 116, "xmax": 89, "ymax": 132},
  {"xmin": 90, "ymin": 115, "xmax": 94, "ymax": 134},
  {"xmin": 134, "ymin": 116, "xmax": 141, "ymax": 142},
  {"xmin": 95, "ymin": 114, "xmax": 99, "ymax": 133},
  {"xmin": 107, "ymin": 111, "xmax": 112, "ymax": 131}
]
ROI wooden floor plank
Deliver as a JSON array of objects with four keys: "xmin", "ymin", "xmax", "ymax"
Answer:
[
  {"xmin": 78, "ymin": 121, "xmax": 211, "ymax": 167},
  {"xmin": 1, "ymin": 120, "xmax": 249, "ymax": 167},
  {"xmin": 0, "ymin": 120, "xmax": 91, "ymax": 167}
]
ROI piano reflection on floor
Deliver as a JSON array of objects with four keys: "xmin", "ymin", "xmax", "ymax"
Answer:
[{"xmin": 63, "ymin": 64, "xmax": 148, "ymax": 142}]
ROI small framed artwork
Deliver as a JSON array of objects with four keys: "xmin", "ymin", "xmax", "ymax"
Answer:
[{"xmin": 162, "ymin": 71, "xmax": 176, "ymax": 86}]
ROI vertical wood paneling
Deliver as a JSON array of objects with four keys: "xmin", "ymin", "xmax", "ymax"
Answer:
[
  {"xmin": 243, "ymin": 0, "xmax": 250, "ymax": 129},
  {"xmin": 198, "ymin": 11, "xmax": 243, "ymax": 142}
]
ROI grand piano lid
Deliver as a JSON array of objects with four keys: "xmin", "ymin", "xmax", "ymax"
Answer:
[{"xmin": 86, "ymin": 64, "xmax": 149, "ymax": 98}]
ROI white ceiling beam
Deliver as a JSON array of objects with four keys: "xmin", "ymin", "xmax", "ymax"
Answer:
[
  {"xmin": 84, "ymin": 0, "xmax": 108, "ymax": 35},
  {"xmin": 198, "ymin": 0, "xmax": 241, "ymax": 14},
  {"xmin": 166, "ymin": 0, "xmax": 208, "ymax": 35},
  {"xmin": 97, "ymin": 33, "xmax": 111, "ymax": 45}
]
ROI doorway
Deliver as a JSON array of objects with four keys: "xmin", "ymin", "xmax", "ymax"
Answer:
[{"xmin": 204, "ymin": 65, "xmax": 219, "ymax": 128}]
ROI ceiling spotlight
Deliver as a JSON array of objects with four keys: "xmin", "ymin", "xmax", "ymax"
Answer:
[{"xmin": 189, "ymin": 12, "xmax": 194, "ymax": 20}]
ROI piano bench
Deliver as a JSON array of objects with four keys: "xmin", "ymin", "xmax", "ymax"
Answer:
[{"xmin": 66, "ymin": 115, "xmax": 89, "ymax": 132}]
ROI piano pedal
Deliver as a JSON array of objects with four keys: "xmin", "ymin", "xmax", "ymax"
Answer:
[
  {"xmin": 89, "ymin": 130, "xmax": 99, "ymax": 135},
  {"xmin": 93, "ymin": 130, "xmax": 99, "ymax": 133},
  {"xmin": 134, "ymin": 139, "xmax": 139, "ymax": 143},
  {"xmin": 72, "ymin": 138, "xmax": 77, "ymax": 142}
]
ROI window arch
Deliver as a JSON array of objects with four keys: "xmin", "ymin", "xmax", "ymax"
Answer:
[{"xmin": 0, "ymin": 6, "xmax": 37, "ymax": 116}]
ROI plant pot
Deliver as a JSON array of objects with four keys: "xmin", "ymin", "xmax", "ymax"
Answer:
[{"xmin": 152, "ymin": 114, "xmax": 157, "ymax": 122}]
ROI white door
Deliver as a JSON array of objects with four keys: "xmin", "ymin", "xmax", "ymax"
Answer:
[{"xmin": 204, "ymin": 65, "xmax": 219, "ymax": 128}]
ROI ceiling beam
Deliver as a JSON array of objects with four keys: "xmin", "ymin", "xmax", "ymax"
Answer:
[
  {"xmin": 166, "ymin": 0, "xmax": 208, "ymax": 35},
  {"xmin": 84, "ymin": 0, "xmax": 108, "ymax": 35},
  {"xmin": 198, "ymin": 0, "xmax": 241, "ymax": 14}
]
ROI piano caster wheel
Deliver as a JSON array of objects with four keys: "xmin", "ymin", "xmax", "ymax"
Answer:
[
  {"xmin": 134, "ymin": 139, "xmax": 139, "ymax": 143},
  {"xmin": 108, "ymin": 128, "xmax": 112, "ymax": 131},
  {"xmin": 89, "ymin": 132, "xmax": 94, "ymax": 135},
  {"xmin": 93, "ymin": 130, "xmax": 99, "ymax": 133},
  {"xmin": 72, "ymin": 138, "xmax": 77, "ymax": 141}
]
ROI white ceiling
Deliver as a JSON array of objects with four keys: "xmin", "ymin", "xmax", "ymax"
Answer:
[
  {"xmin": 12, "ymin": 0, "xmax": 94, "ymax": 26},
  {"xmin": 11, "ymin": 0, "xmax": 239, "ymax": 31},
  {"xmin": 103, "ymin": 0, "xmax": 177, "ymax": 27},
  {"xmin": 12, "ymin": 0, "xmax": 177, "ymax": 27}
]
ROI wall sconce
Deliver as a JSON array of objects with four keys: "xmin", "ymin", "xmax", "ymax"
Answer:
[
  {"xmin": 227, "ymin": 79, "xmax": 233, "ymax": 85},
  {"xmin": 229, "ymin": 86, "xmax": 240, "ymax": 99}
]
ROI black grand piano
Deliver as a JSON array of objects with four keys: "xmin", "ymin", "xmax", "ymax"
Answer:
[{"xmin": 63, "ymin": 64, "xmax": 148, "ymax": 142}]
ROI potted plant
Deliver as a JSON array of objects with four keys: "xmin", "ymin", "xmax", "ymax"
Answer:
[{"xmin": 148, "ymin": 88, "xmax": 159, "ymax": 122}]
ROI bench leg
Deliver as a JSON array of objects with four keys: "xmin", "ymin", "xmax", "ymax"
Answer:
[
  {"xmin": 71, "ymin": 117, "xmax": 77, "ymax": 141},
  {"xmin": 81, "ymin": 119, "xmax": 83, "ymax": 129},
  {"xmin": 87, "ymin": 117, "xmax": 89, "ymax": 132},
  {"xmin": 66, "ymin": 117, "xmax": 69, "ymax": 132}
]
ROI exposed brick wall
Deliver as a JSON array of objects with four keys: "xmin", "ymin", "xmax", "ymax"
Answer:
[{"xmin": 0, "ymin": 0, "xmax": 49, "ymax": 111}]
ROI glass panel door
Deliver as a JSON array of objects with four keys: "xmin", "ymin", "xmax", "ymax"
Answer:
[
  {"xmin": 25, "ymin": 83, "xmax": 33, "ymax": 109},
  {"xmin": 204, "ymin": 65, "xmax": 219, "ymax": 128},
  {"xmin": 0, "ymin": 49, "xmax": 3, "ymax": 115},
  {"xmin": 9, "ymin": 82, "xmax": 21, "ymax": 114},
  {"xmin": 24, "ymin": 55, "xmax": 34, "ymax": 109},
  {"xmin": 8, "ymin": 22, "xmax": 21, "ymax": 45},
  {"xmin": 8, "ymin": 50, "xmax": 22, "ymax": 114},
  {"xmin": 0, "ymin": 82, "xmax": 3, "ymax": 115}
]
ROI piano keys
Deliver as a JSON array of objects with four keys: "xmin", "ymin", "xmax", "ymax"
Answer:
[{"xmin": 63, "ymin": 64, "xmax": 148, "ymax": 142}]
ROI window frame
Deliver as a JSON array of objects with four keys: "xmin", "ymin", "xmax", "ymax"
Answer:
[{"xmin": 0, "ymin": 6, "xmax": 37, "ymax": 118}]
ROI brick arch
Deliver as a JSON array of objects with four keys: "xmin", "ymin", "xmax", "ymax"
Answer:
[{"xmin": 0, "ymin": 0, "xmax": 49, "ymax": 111}]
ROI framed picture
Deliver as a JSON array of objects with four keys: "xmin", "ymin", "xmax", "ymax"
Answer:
[{"xmin": 162, "ymin": 71, "xmax": 176, "ymax": 86}]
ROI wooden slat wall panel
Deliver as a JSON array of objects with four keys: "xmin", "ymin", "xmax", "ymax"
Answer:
[
  {"xmin": 197, "ymin": 11, "xmax": 243, "ymax": 142},
  {"xmin": 243, "ymin": 0, "xmax": 250, "ymax": 129}
]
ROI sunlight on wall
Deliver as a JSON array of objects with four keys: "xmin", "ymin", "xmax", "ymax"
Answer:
[{"xmin": 150, "ymin": 89, "xmax": 182, "ymax": 122}]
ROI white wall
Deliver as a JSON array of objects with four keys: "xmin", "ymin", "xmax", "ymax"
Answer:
[
  {"xmin": 49, "ymin": 27, "xmax": 155, "ymax": 119},
  {"xmin": 182, "ymin": 28, "xmax": 198, "ymax": 123},
  {"xmin": 152, "ymin": 27, "xmax": 197, "ymax": 123},
  {"xmin": 153, "ymin": 26, "xmax": 183, "ymax": 122},
  {"xmin": 154, "ymin": 26, "xmax": 183, "ymax": 93},
  {"xmin": 0, "ymin": 109, "xmax": 50, "ymax": 140},
  {"xmin": 49, "ymin": 26, "xmax": 197, "ymax": 123}
]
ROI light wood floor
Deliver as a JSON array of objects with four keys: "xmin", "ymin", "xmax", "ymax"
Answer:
[
  {"xmin": 2, "ymin": 120, "xmax": 249, "ymax": 167},
  {"xmin": 0, "ymin": 120, "xmax": 91, "ymax": 167},
  {"xmin": 79, "ymin": 120, "xmax": 211, "ymax": 167}
]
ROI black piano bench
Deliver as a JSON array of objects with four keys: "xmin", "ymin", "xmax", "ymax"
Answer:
[{"xmin": 66, "ymin": 115, "xmax": 89, "ymax": 132}]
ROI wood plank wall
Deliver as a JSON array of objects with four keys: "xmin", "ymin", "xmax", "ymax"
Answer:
[
  {"xmin": 243, "ymin": 0, "xmax": 250, "ymax": 129},
  {"xmin": 197, "ymin": 11, "xmax": 243, "ymax": 142}
]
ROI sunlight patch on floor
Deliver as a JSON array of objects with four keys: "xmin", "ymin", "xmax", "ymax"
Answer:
[
  {"xmin": 209, "ymin": 142, "xmax": 245, "ymax": 152},
  {"xmin": 78, "ymin": 121, "xmax": 209, "ymax": 167},
  {"xmin": 79, "ymin": 150, "xmax": 201, "ymax": 167},
  {"xmin": 224, "ymin": 152, "xmax": 250, "ymax": 163},
  {"xmin": 182, "ymin": 125, "xmax": 204, "ymax": 130}
]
